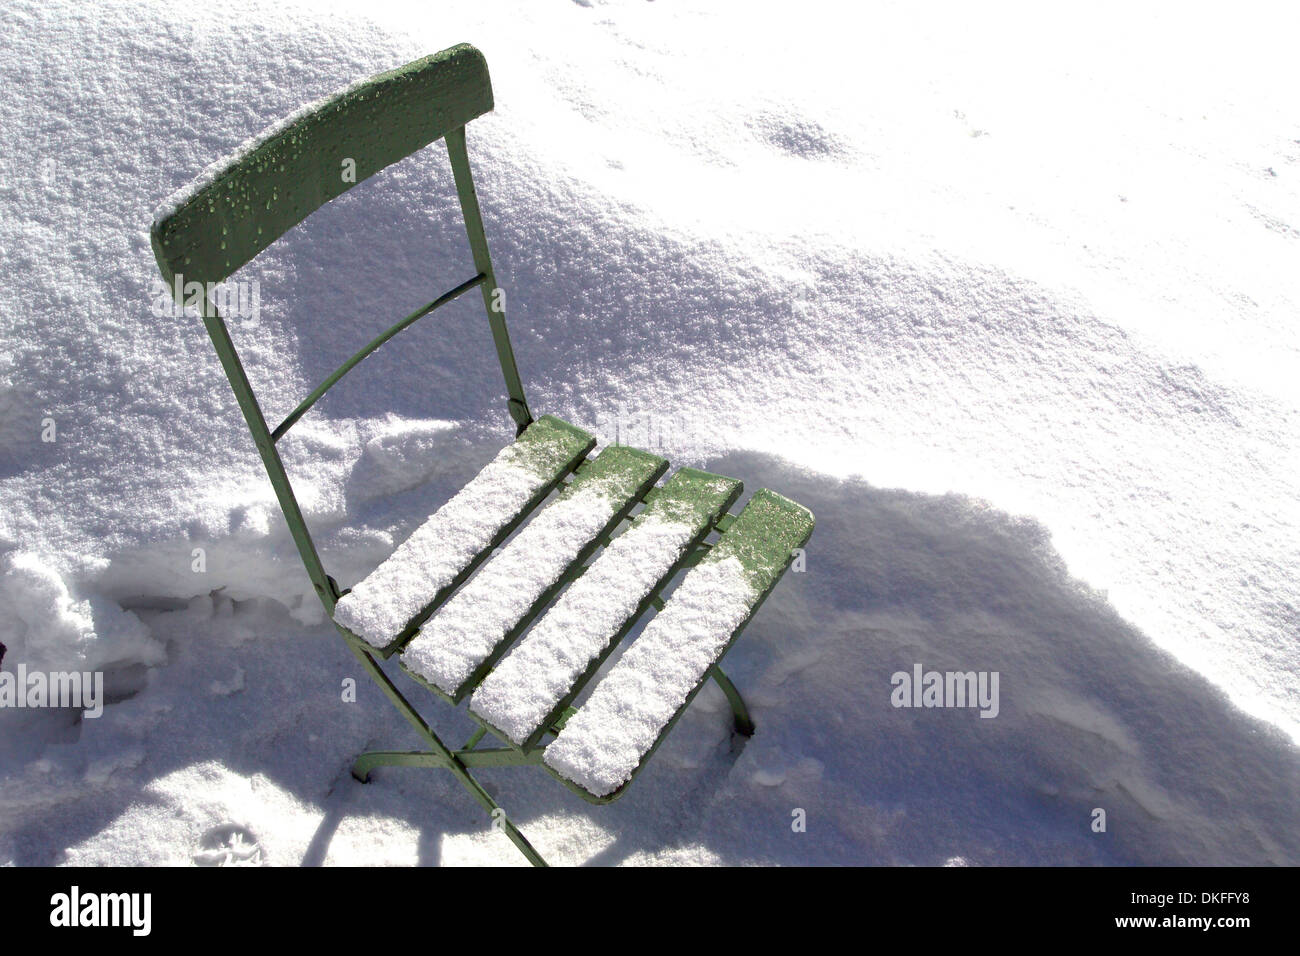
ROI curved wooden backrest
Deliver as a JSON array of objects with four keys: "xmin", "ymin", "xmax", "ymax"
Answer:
[{"xmin": 151, "ymin": 43, "xmax": 493, "ymax": 287}]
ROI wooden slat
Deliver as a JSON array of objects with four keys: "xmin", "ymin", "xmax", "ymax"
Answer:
[
  {"xmin": 399, "ymin": 444, "xmax": 668, "ymax": 701},
  {"xmin": 332, "ymin": 415, "xmax": 593, "ymax": 653},
  {"xmin": 469, "ymin": 468, "xmax": 743, "ymax": 751},
  {"xmin": 543, "ymin": 489, "xmax": 814, "ymax": 801}
]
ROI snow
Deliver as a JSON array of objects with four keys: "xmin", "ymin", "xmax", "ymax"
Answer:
[
  {"xmin": 332, "ymin": 416, "xmax": 588, "ymax": 647},
  {"xmin": 1, "ymin": 0, "xmax": 1298, "ymax": 865},
  {"xmin": 399, "ymin": 448, "xmax": 657, "ymax": 695},
  {"xmin": 0, "ymin": 552, "xmax": 164, "ymax": 674},
  {"xmin": 150, "ymin": 73, "xmax": 372, "ymax": 233},
  {"xmin": 544, "ymin": 556, "xmax": 758, "ymax": 797},
  {"xmin": 471, "ymin": 508, "xmax": 710, "ymax": 745}
]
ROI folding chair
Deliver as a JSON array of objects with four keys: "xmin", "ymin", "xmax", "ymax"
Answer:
[{"xmin": 150, "ymin": 43, "xmax": 814, "ymax": 866}]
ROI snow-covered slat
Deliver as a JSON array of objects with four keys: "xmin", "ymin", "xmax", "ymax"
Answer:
[
  {"xmin": 332, "ymin": 416, "xmax": 593, "ymax": 649},
  {"xmin": 544, "ymin": 490, "xmax": 814, "ymax": 799},
  {"xmin": 469, "ymin": 468, "xmax": 742, "ymax": 749},
  {"xmin": 399, "ymin": 445, "xmax": 667, "ymax": 699}
]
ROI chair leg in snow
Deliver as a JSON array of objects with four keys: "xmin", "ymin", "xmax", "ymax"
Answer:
[
  {"xmin": 343, "ymin": 640, "xmax": 552, "ymax": 866},
  {"xmin": 709, "ymin": 665, "xmax": 755, "ymax": 737}
]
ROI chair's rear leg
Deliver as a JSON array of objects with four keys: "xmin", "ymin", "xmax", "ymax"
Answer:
[{"xmin": 708, "ymin": 664, "xmax": 755, "ymax": 737}]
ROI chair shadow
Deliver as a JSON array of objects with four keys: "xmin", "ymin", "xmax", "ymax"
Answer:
[{"xmin": 304, "ymin": 448, "xmax": 1300, "ymax": 866}]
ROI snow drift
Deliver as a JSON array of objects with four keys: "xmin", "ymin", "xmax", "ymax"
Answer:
[{"xmin": 0, "ymin": 0, "xmax": 1296, "ymax": 864}]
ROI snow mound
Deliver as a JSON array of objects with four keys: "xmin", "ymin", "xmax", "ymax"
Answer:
[
  {"xmin": 0, "ymin": 0, "xmax": 1296, "ymax": 865},
  {"xmin": 0, "ymin": 552, "xmax": 161, "ymax": 673}
]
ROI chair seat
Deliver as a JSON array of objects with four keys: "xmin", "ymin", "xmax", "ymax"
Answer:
[
  {"xmin": 332, "ymin": 415, "xmax": 593, "ymax": 651},
  {"xmin": 468, "ymin": 467, "xmax": 741, "ymax": 750},
  {"xmin": 399, "ymin": 444, "xmax": 668, "ymax": 700},
  {"xmin": 543, "ymin": 490, "xmax": 814, "ymax": 800},
  {"xmin": 342, "ymin": 415, "xmax": 813, "ymax": 804}
]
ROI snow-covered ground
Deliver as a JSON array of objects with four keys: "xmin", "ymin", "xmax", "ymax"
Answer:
[{"xmin": 1, "ymin": 0, "xmax": 1297, "ymax": 865}]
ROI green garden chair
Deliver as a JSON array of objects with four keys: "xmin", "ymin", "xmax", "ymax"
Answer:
[{"xmin": 150, "ymin": 43, "xmax": 814, "ymax": 866}]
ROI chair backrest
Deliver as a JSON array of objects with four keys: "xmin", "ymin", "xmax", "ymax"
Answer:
[
  {"xmin": 151, "ymin": 43, "xmax": 492, "ymax": 287},
  {"xmin": 149, "ymin": 44, "xmax": 532, "ymax": 618}
]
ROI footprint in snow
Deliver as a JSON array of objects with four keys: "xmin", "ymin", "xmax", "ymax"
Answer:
[{"xmin": 193, "ymin": 824, "xmax": 264, "ymax": 866}]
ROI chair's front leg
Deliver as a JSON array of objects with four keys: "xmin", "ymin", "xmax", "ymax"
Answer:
[{"xmin": 344, "ymin": 640, "xmax": 550, "ymax": 866}]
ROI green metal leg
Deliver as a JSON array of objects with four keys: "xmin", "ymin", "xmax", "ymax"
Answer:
[
  {"xmin": 445, "ymin": 126, "xmax": 533, "ymax": 435},
  {"xmin": 709, "ymin": 664, "xmax": 755, "ymax": 737},
  {"xmin": 444, "ymin": 753, "xmax": 549, "ymax": 867},
  {"xmin": 351, "ymin": 751, "xmax": 446, "ymax": 780},
  {"xmin": 462, "ymin": 725, "xmax": 488, "ymax": 751},
  {"xmin": 344, "ymin": 640, "xmax": 550, "ymax": 866},
  {"xmin": 352, "ymin": 746, "xmax": 544, "ymax": 774}
]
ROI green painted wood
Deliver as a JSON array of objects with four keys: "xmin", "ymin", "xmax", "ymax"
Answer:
[
  {"xmin": 638, "ymin": 467, "xmax": 745, "ymax": 533},
  {"xmin": 151, "ymin": 43, "xmax": 493, "ymax": 288},
  {"xmin": 346, "ymin": 414, "xmax": 597, "ymax": 657},
  {"xmin": 548, "ymin": 488, "xmax": 813, "ymax": 805},
  {"xmin": 399, "ymin": 443, "xmax": 669, "ymax": 702},
  {"xmin": 708, "ymin": 489, "xmax": 815, "ymax": 590},
  {"xmin": 499, "ymin": 413, "xmax": 595, "ymax": 480},
  {"xmin": 471, "ymin": 466, "xmax": 744, "ymax": 754}
]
